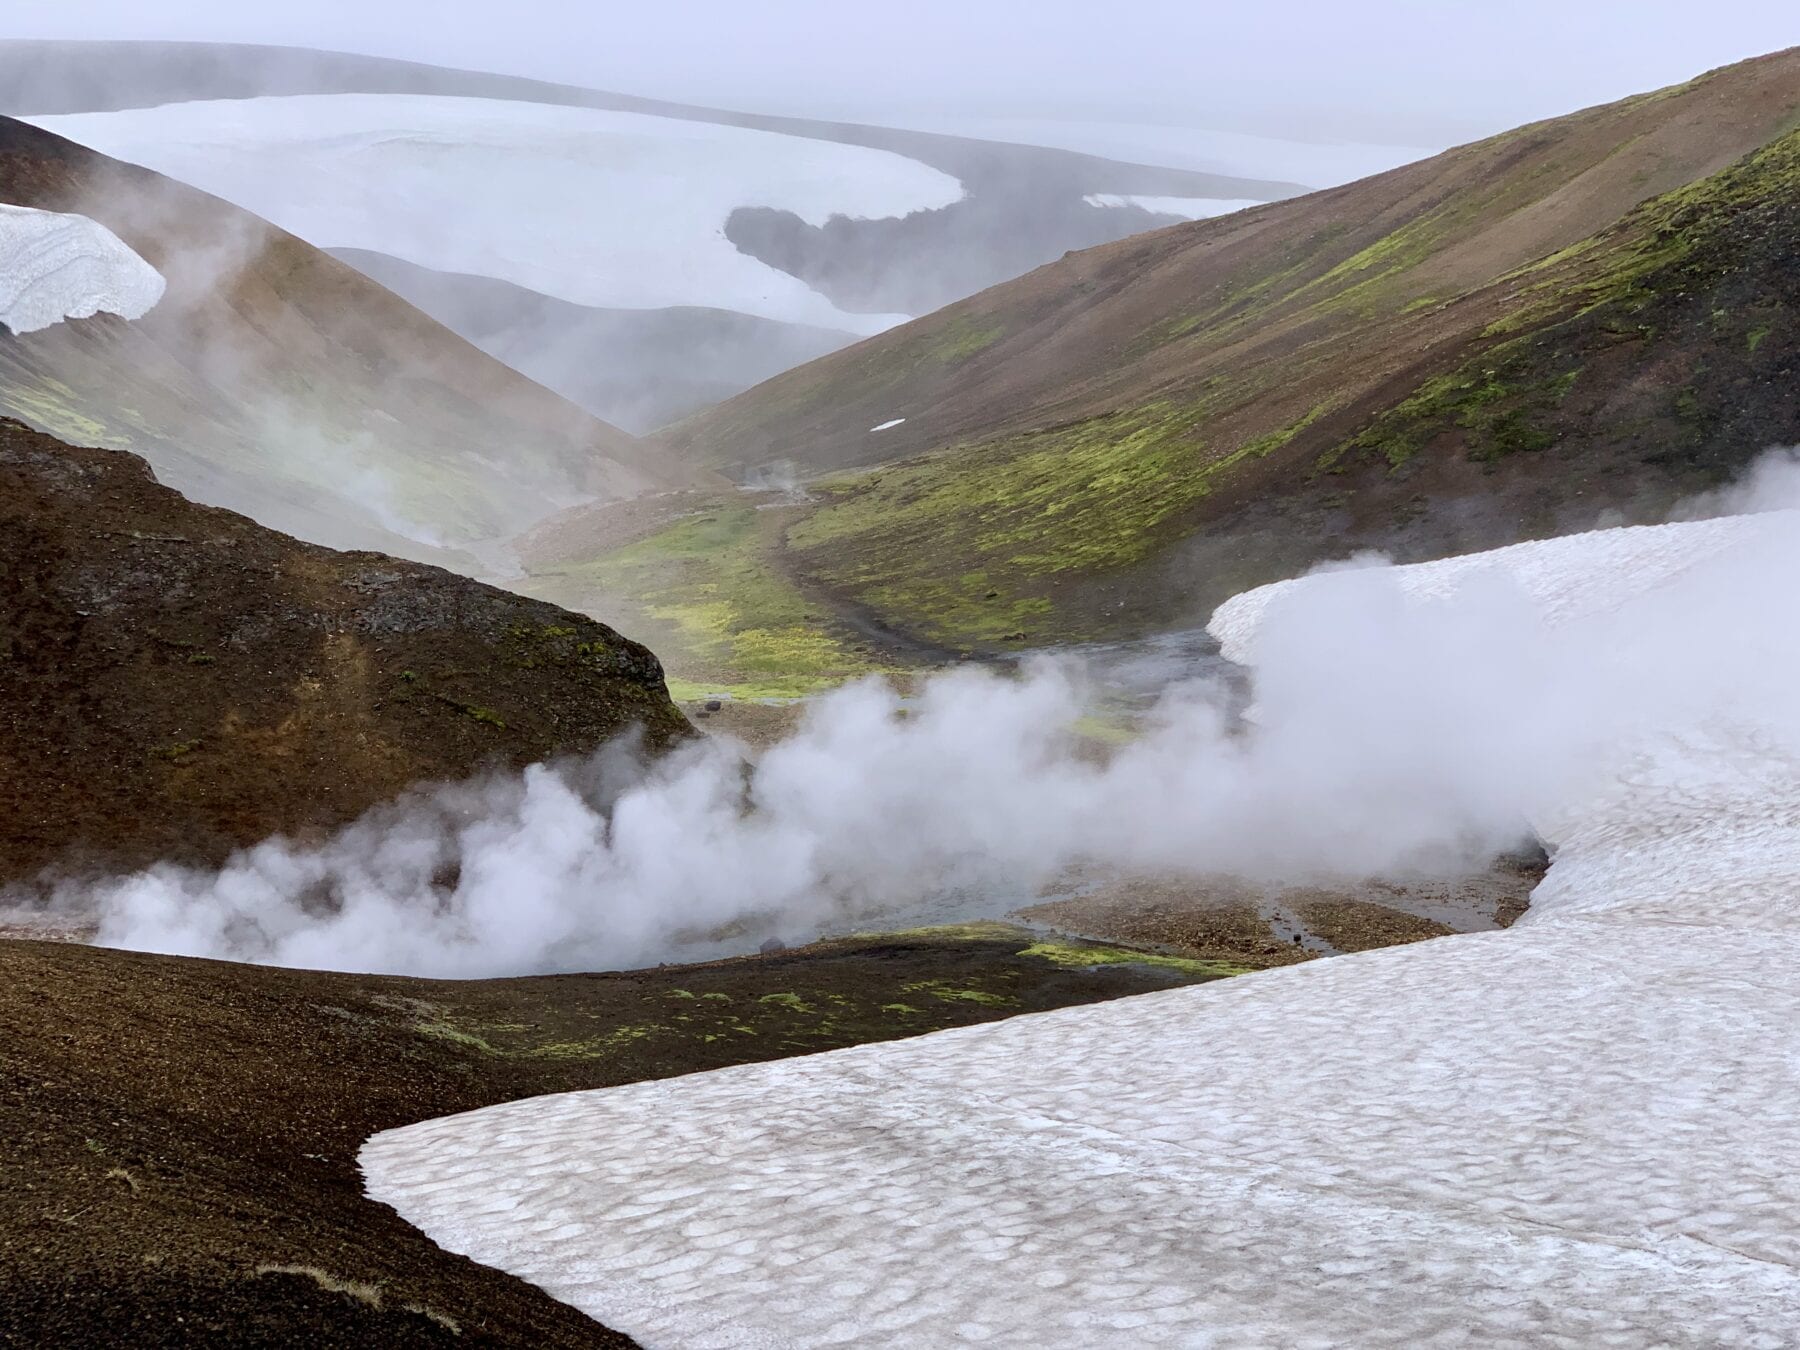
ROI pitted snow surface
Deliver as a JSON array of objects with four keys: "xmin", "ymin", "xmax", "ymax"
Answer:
[
  {"xmin": 363, "ymin": 513, "xmax": 1800, "ymax": 1348},
  {"xmin": 0, "ymin": 204, "xmax": 165, "ymax": 335}
]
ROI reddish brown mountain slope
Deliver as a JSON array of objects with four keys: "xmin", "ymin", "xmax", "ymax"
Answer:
[{"xmin": 0, "ymin": 419, "xmax": 687, "ymax": 885}]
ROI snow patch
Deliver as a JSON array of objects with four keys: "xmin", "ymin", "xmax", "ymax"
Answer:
[
  {"xmin": 28, "ymin": 95, "xmax": 964, "ymax": 337},
  {"xmin": 1084, "ymin": 192, "xmax": 1263, "ymax": 219},
  {"xmin": 0, "ymin": 204, "xmax": 165, "ymax": 335},
  {"xmin": 868, "ymin": 417, "xmax": 906, "ymax": 432},
  {"xmin": 363, "ymin": 512, "xmax": 1800, "ymax": 1346}
]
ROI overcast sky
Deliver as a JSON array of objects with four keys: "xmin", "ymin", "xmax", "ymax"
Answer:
[{"xmin": 6, "ymin": 1, "xmax": 1795, "ymax": 144}]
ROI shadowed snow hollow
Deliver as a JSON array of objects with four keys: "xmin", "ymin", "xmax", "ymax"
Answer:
[
  {"xmin": 28, "ymin": 94, "xmax": 963, "ymax": 335},
  {"xmin": 0, "ymin": 203, "xmax": 164, "ymax": 334},
  {"xmin": 362, "ymin": 506, "xmax": 1800, "ymax": 1347}
]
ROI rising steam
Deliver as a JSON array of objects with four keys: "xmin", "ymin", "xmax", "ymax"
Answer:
[{"xmin": 25, "ymin": 453, "xmax": 1800, "ymax": 978}]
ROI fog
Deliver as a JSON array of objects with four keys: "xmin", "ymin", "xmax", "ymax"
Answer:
[
  {"xmin": 20, "ymin": 452, "xmax": 1795, "ymax": 978},
  {"xmin": 8, "ymin": 1, "xmax": 1795, "ymax": 148}
]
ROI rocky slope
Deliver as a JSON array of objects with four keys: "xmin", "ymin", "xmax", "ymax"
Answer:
[
  {"xmin": 0, "ymin": 115, "xmax": 685, "ymax": 568},
  {"xmin": 0, "ymin": 419, "xmax": 687, "ymax": 886},
  {"xmin": 651, "ymin": 49, "xmax": 1800, "ymax": 649}
]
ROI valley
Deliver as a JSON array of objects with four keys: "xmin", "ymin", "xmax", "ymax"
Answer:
[{"xmin": 2, "ymin": 26, "xmax": 1799, "ymax": 1349}]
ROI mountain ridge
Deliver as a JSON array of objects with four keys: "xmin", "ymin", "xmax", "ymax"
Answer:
[{"xmin": 637, "ymin": 48, "xmax": 1800, "ymax": 650}]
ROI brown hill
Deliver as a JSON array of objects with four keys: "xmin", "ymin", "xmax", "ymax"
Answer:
[
  {"xmin": 0, "ymin": 419, "xmax": 687, "ymax": 886},
  {"xmin": 0, "ymin": 927, "xmax": 1232, "ymax": 1348},
  {"xmin": 0, "ymin": 116, "xmax": 688, "ymax": 569},
  {"xmin": 653, "ymin": 49, "xmax": 1800, "ymax": 648}
]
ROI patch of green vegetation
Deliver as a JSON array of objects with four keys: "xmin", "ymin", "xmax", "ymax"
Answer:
[
  {"xmin": 187, "ymin": 653, "xmax": 215, "ymax": 666},
  {"xmin": 462, "ymin": 705, "xmax": 506, "ymax": 730},
  {"xmin": 781, "ymin": 385, "xmax": 1351, "ymax": 647},
  {"xmin": 1018, "ymin": 940, "xmax": 1251, "ymax": 979},
  {"xmin": 523, "ymin": 503, "xmax": 885, "ymax": 697},
  {"xmin": 1496, "ymin": 127, "xmax": 1800, "ymax": 336},
  {"xmin": 785, "ymin": 402, "xmax": 1241, "ymax": 644},
  {"xmin": 921, "ymin": 314, "xmax": 1005, "ymax": 363},
  {"xmin": 155, "ymin": 739, "xmax": 203, "ymax": 762},
  {"xmin": 1328, "ymin": 354, "xmax": 1577, "ymax": 469},
  {"xmin": 757, "ymin": 992, "xmax": 814, "ymax": 1013},
  {"xmin": 899, "ymin": 980, "xmax": 1019, "ymax": 1008},
  {"xmin": 1068, "ymin": 714, "xmax": 1138, "ymax": 746},
  {"xmin": 410, "ymin": 1020, "xmax": 501, "ymax": 1056},
  {"xmin": 0, "ymin": 378, "xmax": 117, "ymax": 448},
  {"xmin": 521, "ymin": 1025, "xmax": 658, "ymax": 1059},
  {"xmin": 855, "ymin": 921, "xmax": 1027, "ymax": 943},
  {"xmin": 1231, "ymin": 401, "xmax": 1334, "ymax": 464},
  {"xmin": 1328, "ymin": 127, "xmax": 1800, "ymax": 477}
]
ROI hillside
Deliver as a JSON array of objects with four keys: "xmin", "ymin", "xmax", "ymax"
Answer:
[
  {"xmin": 3, "ymin": 41, "xmax": 1317, "ymax": 435},
  {"xmin": 647, "ymin": 49, "xmax": 1800, "ymax": 650},
  {"xmin": 0, "ymin": 927, "xmax": 1230, "ymax": 1348},
  {"xmin": 0, "ymin": 116, "xmax": 685, "ymax": 568},
  {"xmin": 329, "ymin": 249, "xmax": 857, "ymax": 434},
  {"xmin": 0, "ymin": 419, "xmax": 686, "ymax": 887}
]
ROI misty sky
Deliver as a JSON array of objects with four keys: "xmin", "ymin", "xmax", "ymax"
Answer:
[{"xmin": 7, "ymin": 1, "xmax": 1796, "ymax": 144}]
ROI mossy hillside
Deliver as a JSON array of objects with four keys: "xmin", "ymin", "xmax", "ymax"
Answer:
[
  {"xmin": 521, "ymin": 502, "xmax": 886, "ymax": 700},
  {"xmin": 385, "ymin": 924, "xmax": 1241, "ymax": 1066},
  {"xmin": 782, "ymin": 397, "xmax": 1337, "ymax": 648},
  {"xmin": 1326, "ymin": 127, "xmax": 1800, "ymax": 476}
]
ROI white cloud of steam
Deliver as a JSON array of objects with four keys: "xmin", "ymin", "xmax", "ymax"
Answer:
[{"xmin": 33, "ymin": 453, "xmax": 1800, "ymax": 978}]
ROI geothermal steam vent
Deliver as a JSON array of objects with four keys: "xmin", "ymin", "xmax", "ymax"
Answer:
[
  {"xmin": 0, "ymin": 203, "xmax": 165, "ymax": 335},
  {"xmin": 362, "ymin": 513, "xmax": 1800, "ymax": 1347}
]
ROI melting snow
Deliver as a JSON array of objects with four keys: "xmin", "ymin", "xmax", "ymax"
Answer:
[
  {"xmin": 869, "ymin": 417, "xmax": 906, "ymax": 432},
  {"xmin": 363, "ymin": 513, "xmax": 1800, "ymax": 1347},
  {"xmin": 1083, "ymin": 192, "xmax": 1264, "ymax": 219},
  {"xmin": 0, "ymin": 203, "xmax": 165, "ymax": 335},
  {"xmin": 29, "ymin": 95, "xmax": 964, "ymax": 337}
]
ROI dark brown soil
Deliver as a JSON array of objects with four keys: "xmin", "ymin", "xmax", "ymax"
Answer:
[
  {"xmin": 0, "ymin": 930, "xmax": 1235, "ymax": 1348},
  {"xmin": 1017, "ymin": 860, "xmax": 1545, "ymax": 964},
  {"xmin": 0, "ymin": 419, "xmax": 688, "ymax": 885}
]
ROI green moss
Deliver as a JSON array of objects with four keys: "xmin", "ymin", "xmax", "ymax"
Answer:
[
  {"xmin": 1747, "ymin": 325, "xmax": 1772, "ymax": 354},
  {"xmin": 1331, "ymin": 354, "xmax": 1577, "ymax": 469},
  {"xmin": 521, "ymin": 1025, "xmax": 657, "ymax": 1059},
  {"xmin": 155, "ymin": 739, "xmax": 203, "ymax": 762},
  {"xmin": 522, "ymin": 503, "xmax": 887, "ymax": 697},
  {"xmin": 462, "ymin": 706, "xmax": 506, "ymax": 729},
  {"xmin": 784, "ymin": 402, "xmax": 1239, "ymax": 644},
  {"xmin": 898, "ymin": 980, "xmax": 1019, "ymax": 1008},
  {"xmin": 756, "ymin": 992, "xmax": 814, "ymax": 1012},
  {"xmin": 1018, "ymin": 940, "xmax": 1251, "ymax": 979},
  {"xmin": 411, "ymin": 1021, "xmax": 501, "ymax": 1055},
  {"xmin": 921, "ymin": 315, "xmax": 1005, "ymax": 363}
]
